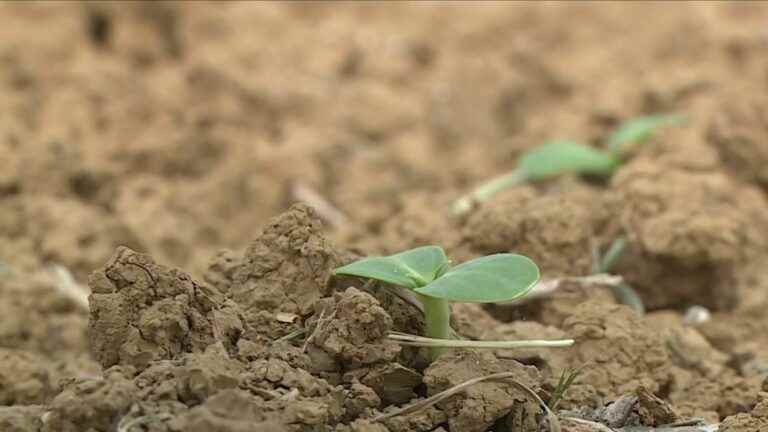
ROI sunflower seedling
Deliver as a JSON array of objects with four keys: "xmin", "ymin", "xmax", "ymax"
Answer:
[
  {"xmin": 333, "ymin": 246, "xmax": 574, "ymax": 360},
  {"xmin": 452, "ymin": 113, "xmax": 685, "ymax": 215}
]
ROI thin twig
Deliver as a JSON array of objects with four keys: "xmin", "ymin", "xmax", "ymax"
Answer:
[
  {"xmin": 388, "ymin": 332, "xmax": 574, "ymax": 349},
  {"xmin": 622, "ymin": 424, "xmax": 719, "ymax": 432},
  {"xmin": 291, "ymin": 182, "xmax": 348, "ymax": 229},
  {"xmin": 373, "ymin": 371, "xmax": 561, "ymax": 432},
  {"xmin": 302, "ymin": 308, "xmax": 326, "ymax": 352},
  {"xmin": 275, "ymin": 328, "xmax": 307, "ymax": 343},
  {"xmin": 302, "ymin": 308, "xmax": 337, "ymax": 352}
]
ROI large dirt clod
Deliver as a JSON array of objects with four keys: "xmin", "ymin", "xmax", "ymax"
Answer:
[
  {"xmin": 610, "ymin": 159, "xmax": 768, "ymax": 310},
  {"xmin": 560, "ymin": 302, "xmax": 672, "ymax": 400},
  {"xmin": 719, "ymin": 392, "xmax": 768, "ymax": 432},
  {"xmin": 709, "ymin": 93, "xmax": 768, "ymax": 189},
  {"xmin": 464, "ymin": 184, "xmax": 609, "ymax": 278},
  {"xmin": 424, "ymin": 350, "xmax": 542, "ymax": 432},
  {"xmin": 168, "ymin": 389, "xmax": 287, "ymax": 432},
  {"xmin": 310, "ymin": 287, "xmax": 401, "ymax": 368},
  {"xmin": 231, "ymin": 203, "xmax": 341, "ymax": 315},
  {"xmin": 42, "ymin": 367, "xmax": 137, "ymax": 432},
  {"xmin": 88, "ymin": 246, "xmax": 243, "ymax": 371}
]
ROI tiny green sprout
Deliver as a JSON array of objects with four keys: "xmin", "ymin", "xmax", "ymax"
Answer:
[
  {"xmin": 606, "ymin": 113, "xmax": 685, "ymax": 157},
  {"xmin": 549, "ymin": 367, "xmax": 583, "ymax": 410},
  {"xmin": 333, "ymin": 246, "xmax": 542, "ymax": 359},
  {"xmin": 451, "ymin": 113, "xmax": 685, "ymax": 215}
]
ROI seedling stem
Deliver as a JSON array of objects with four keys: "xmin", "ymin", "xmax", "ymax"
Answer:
[
  {"xmin": 452, "ymin": 169, "xmax": 526, "ymax": 215},
  {"xmin": 418, "ymin": 293, "xmax": 451, "ymax": 359}
]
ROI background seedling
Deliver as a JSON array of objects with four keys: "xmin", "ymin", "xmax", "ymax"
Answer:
[
  {"xmin": 333, "ymin": 245, "xmax": 573, "ymax": 359},
  {"xmin": 452, "ymin": 114, "xmax": 685, "ymax": 215},
  {"xmin": 592, "ymin": 237, "xmax": 645, "ymax": 315},
  {"xmin": 498, "ymin": 237, "xmax": 645, "ymax": 315},
  {"xmin": 606, "ymin": 113, "xmax": 685, "ymax": 157}
]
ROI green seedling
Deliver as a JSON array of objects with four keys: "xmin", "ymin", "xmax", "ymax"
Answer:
[
  {"xmin": 606, "ymin": 113, "xmax": 686, "ymax": 157},
  {"xmin": 549, "ymin": 367, "xmax": 583, "ymax": 410},
  {"xmin": 452, "ymin": 113, "xmax": 685, "ymax": 215},
  {"xmin": 592, "ymin": 237, "xmax": 645, "ymax": 315},
  {"xmin": 334, "ymin": 246, "xmax": 572, "ymax": 359}
]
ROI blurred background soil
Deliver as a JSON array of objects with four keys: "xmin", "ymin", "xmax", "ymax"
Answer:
[{"xmin": 2, "ymin": 2, "xmax": 768, "ymax": 431}]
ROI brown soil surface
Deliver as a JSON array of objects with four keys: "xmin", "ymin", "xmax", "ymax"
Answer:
[{"xmin": 2, "ymin": 2, "xmax": 768, "ymax": 431}]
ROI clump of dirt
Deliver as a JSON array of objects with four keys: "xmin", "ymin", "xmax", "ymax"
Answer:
[
  {"xmin": 483, "ymin": 277, "xmax": 618, "ymax": 326},
  {"xmin": 0, "ymin": 349, "xmax": 52, "ymax": 405},
  {"xmin": 228, "ymin": 203, "xmax": 342, "ymax": 342},
  {"xmin": 463, "ymin": 183, "xmax": 609, "ymax": 277},
  {"xmin": 423, "ymin": 350, "xmax": 542, "ymax": 432},
  {"xmin": 558, "ymin": 302, "xmax": 672, "ymax": 401},
  {"xmin": 697, "ymin": 306, "xmax": 768, "ymax": 378},
  {"xmin": 337, "ymin": 190, "xmax": 460, "ymax": 258},
  {"xmin": 88, "ymin": 246, "xmax": 243, "ymax": 370},
  {"xmin": 350, "ymin": 362, "xmax": 422, "ymax": 407},
  {"xmin": 648, "ymin": 313, "xmax": 762, "ymax": 421},
  {"xmin": 0, "ymin": 406, "xmax": 45, "ymax": 432},
  {"xmin": 169, "ymin": 389, "xmax": 287, "ymax": 432},
  {"xmin": 43, "ymin": 367, "xmax": 137, "ymax": 432},
  {"xmin": 708, "ymin": 93, "xmax": 768, "ymax": 189},
  {"xmin": 309, "ymin": 287, "xmax": 400, "ymax": 369},
  {"xmin": 719, "ymin": 391, "xmax": 768, "ymax": 432},
  {"xmin": 609, "ymin": 157, "xmax": 768, "ymax": 311}
]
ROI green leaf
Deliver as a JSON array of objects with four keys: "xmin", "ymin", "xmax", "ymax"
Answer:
[
  {"xmin": 415, "ymin": 253, "xmax": 539, "ymax": 303},
  {"xmin": 607, "ymin": 114, "xmax": 685, "ymax": 156},
  {"xmin": 517, "ymin": 140, "xmax": 618, "ymax": 181},
  {"xmin": 333, "ymin": 246, "xmax": 449, "ymax": 289}
]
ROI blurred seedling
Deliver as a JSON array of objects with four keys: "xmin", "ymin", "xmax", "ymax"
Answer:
[
  {"xmin": 452, "ymin": 114, "xmax": 685, "ymax": 215},
  {"xmin": 333, "ymin": 245, "xmax": 574, "ymax": 360},
  {"xmin": 49, "ymin": 264, "xmax": 90, "ymax": 312},
  {"xmin": 498, "ymin": 237, "xmax": 645, "ymax": 315},
  {"xmin": 592, "ymin": 237, "xmax": 645, "ymax": 315}
]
